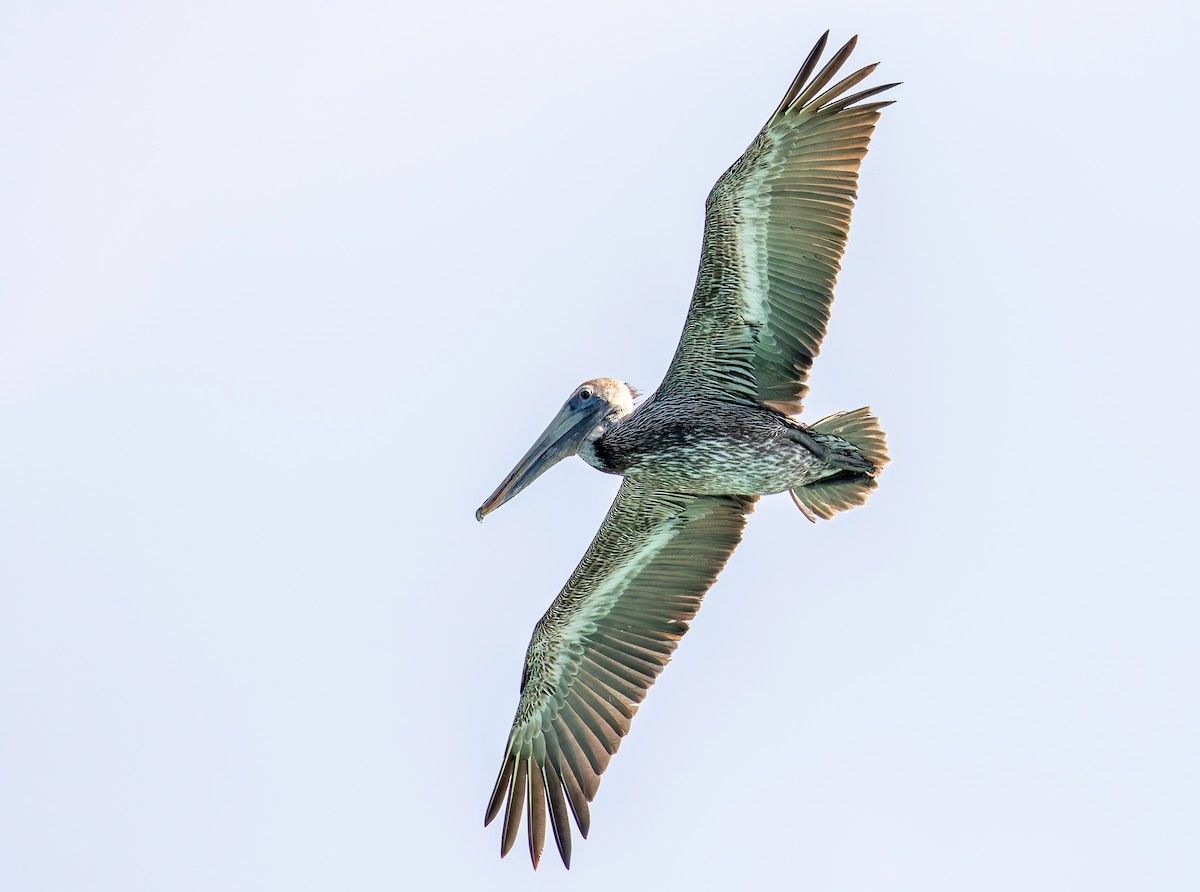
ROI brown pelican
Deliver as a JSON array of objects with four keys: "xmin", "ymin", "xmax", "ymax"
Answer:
[{"xmin": 477, "ymin": 32, "xmax": 896, "ymax": 868}]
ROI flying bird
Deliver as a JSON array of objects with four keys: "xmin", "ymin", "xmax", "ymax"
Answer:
[{"xmin": 476, "ymin": 32, "xmax": 896, "ymax": 868}]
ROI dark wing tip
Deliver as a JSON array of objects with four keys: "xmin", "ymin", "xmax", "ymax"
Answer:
[
  {"xmin": 499, "ymin": 758, "xmax": 528, "ymax": 857},
  {"xmin": 484, "ymin": 753, "xmax": 514, "ymax": 827},
  {"xmin": 528, "ymin": 762, "xmax": 547, "ymax": 868},
  {"xmin": 487, "ymin": 745, "xmax": 580, "ymax": 868},
  {"xmin": 544, "ymin": 762, "xmax": 574, "ymax": 868},
  {"xmin": 771, "ymin": 33, "xmax": 901, "ymax": 123},
  {"xmin": 771, "ymin": 30, "xmax": 831, "ymax": 120},
  {"xmin": 822, "ymin": 80, "xmax": 901, "ymax": 115}
]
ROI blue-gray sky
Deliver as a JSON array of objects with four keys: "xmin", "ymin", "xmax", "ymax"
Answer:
[{"xmin": 2, "ymin": 1, "xmax": 1197, "ymax": 889}]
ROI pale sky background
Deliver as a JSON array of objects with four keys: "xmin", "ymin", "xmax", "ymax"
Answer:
[{"xmin": 2, "ymin": 1, "xmax": 1197, "ymax": 889}]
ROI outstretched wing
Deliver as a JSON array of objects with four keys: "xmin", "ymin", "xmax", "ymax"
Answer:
[
  {"xmin": 659, "ymin": 33, "xmax": 897, "ymax": 415},
  {"xmin": 484, "ymin": 480, "xmax": 756, "ymax": 868}
]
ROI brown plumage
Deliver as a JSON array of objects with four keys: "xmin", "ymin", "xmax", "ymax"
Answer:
[{"xmin": 477, "ymin": 32, "xmax": 897, "ymax": 868}]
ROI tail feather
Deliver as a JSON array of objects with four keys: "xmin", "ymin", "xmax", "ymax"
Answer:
[
  {"xmin": 810, "ymin": 406, "xmax": 889, "ymax": 471},
  {"xmin": 791, "ymin": 407, "xmax": 889, "ymax": 521}
]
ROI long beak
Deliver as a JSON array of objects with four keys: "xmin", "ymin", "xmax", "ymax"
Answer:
[{"xmin": 476, "ymin": 404, "xmax": 603, "ymax": 521}]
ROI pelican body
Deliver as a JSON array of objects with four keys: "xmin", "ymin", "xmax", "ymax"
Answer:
[
  {"xmin": 477, "ymin": 32, "xmax": 896, "ymax": 868},
  {"xmin": 480, "ymin": 385, "xmax": 879, "ymax": 516},
  {"xmin": 585, "ymin": 393, "xmax": 875, "ymax": 496}
]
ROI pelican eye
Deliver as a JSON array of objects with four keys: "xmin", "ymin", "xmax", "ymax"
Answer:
[{"xmin": 579, "ymin": 388, "xmax": 593, "ymax": 401}]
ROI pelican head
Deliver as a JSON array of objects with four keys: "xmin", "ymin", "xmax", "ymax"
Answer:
[{"xmin": 476, "ymin": 378, "xmax": 635, "ymax": 522}]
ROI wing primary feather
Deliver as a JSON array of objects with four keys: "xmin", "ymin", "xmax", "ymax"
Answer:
[
  {"xmin": 791, "ymin": 35, "xmax": 858, "ymax": 111},
  {"xmin": 809, "ymin": 63, "xmax": 879, "ymax": 110},
  {"xmin": 501, "ymin": 757, "xmax": 528, "ymax": 858},
  {"xmin": 547, "ymin": 724, "xmax": 597, "ymax": 817},
  {"xmin": 560, "ymin": 764, "xmax": 592, "ymax": 837},
  {"xmin": 544, "ymin": 727, "xmax": 593, "ymax": 834},
  {"xmin": 528, "ymin": 756, "xmax": 547, "ymax": 868},
  {"xmin": 543, "ymin": 762, "xmax": 573, "ymax": 868},
  {"xmin": 770, "ymin": 30, "xmax": 830, "ymax": 121},
  {"xmin": 822, "ymin": 82, "xmax": 900, "ymax": 114},
  {"xmin": 484, "ymin": 750, "xmax": 515, "ymax": 826}
]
